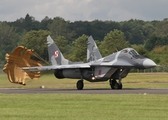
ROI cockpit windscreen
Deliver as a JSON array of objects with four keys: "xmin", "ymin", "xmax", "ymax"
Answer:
[
  {"xmin": 129, "ymin": 49, "xmax": 139, "ymax": 56},
  {"xmin": 121, "ymin": 48, "xmax": 139, "ymax": 56}
]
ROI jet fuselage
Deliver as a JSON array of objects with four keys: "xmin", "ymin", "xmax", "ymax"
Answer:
[{"xmin": 54, "ymin": 48, "xmax": 156, "ymax": 82}]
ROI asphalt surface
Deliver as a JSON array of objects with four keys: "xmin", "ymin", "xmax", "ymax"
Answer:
[{"xmin": 0, "ymin": 88, "xmax": 168, "ymax": 94}]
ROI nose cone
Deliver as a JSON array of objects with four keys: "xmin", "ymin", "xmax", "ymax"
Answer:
[{"xmin": 143, "ymin": 59, "xmax": 156, "ymax": 68}]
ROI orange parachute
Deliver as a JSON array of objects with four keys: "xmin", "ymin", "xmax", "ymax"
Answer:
[{"xmin": 3, "ymin": 46, "xmax": 42, "ymax": 85}]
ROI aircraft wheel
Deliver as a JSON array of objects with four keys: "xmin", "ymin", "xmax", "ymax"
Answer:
[
  {"xmin": 76, "ymin": 80, "xmax": 84, "ymax": 90},
  {"xmin": 110, "ymin": 79, "xmax": 120, "ymax": 89},
  {"xmin": 118, "ymin": 83, "xmax": 123, "ymax": 89}
]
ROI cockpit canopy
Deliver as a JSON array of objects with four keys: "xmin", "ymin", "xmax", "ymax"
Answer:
[{"xmin": 121, "ymin": 48, "xmax": 139, "ymax": 56}]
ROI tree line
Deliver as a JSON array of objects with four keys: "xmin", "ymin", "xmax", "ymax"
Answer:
[{"xmin": 1, "ymin": 14, "xmax": 168, "ymax": 69}]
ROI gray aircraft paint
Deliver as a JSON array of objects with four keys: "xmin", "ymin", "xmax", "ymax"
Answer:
[
  {"xmin": 22, "ymin": 35, "xmax": 156, "ymax": 89},
  {"xmin": 47, "ymin": 35, "xmax": 69, "ymax": 65},
  {"xmin": 94, "ymin": 67, "xmax": 117, "ymax": 80},
  {"xmin": 87, "ymin": 36, "xmax": 102, "ymax": 62}
]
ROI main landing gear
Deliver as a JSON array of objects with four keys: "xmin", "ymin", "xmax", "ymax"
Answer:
[
  {"xmin": 76, "ymin": 79, "xmax": 123, "ymax": 90},
  {"xmin": 76, "ymin": 80, "xmax": 84, "ymax": 90},
  {"xmin": 109, "ymin": 79, "xmax": 122, "ymax": 89}
]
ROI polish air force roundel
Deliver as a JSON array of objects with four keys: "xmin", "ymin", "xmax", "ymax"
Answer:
[{"xmin": 54, "ymin": 51, "xmax": 59, "ymax": 58}]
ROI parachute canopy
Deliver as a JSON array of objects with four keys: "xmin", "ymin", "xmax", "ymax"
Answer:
[{"xmin": 3, "ymin": 46, "xmax": 42, "ymax": 85}]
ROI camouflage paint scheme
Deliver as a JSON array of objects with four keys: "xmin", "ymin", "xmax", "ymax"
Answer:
[{"xmin": 22, "ymin": 35, "xmax": 156, "ymax": 90}]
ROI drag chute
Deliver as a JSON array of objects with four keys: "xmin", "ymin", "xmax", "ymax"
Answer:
[{"xmin": 3, "ymin": 46, "xmax": 43, "ymax": 85}]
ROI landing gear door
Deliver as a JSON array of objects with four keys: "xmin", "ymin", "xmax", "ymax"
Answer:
[{"xmin": 94, "ymin": 67, "xmax": 117, "ymax": 80}]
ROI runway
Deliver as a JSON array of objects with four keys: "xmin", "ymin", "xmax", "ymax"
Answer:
[{"xmin": 0, "ymin": 88, "xmax": 168, "ymax": 94}]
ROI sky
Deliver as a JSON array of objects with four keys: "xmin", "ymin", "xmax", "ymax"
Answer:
[{"xmin": 0, "ymin": 0, "xmax": 168, "ymax": 22}]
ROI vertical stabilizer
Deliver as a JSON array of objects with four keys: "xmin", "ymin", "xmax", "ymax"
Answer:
[
  {"xmin": 47, "ymin": 35, "xmax": 69, "ymax": 65},
  {"xmin": 87, "ymin": 36, "xmax": 102, "ymax": 62}
]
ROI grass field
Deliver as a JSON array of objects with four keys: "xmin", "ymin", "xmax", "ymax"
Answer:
[
  {"xmin": 0, "ymin": 72, "xmax": 168, "ymax": 89},
  {"xmin": 0, "ymin": 94, "xmax": 168, "ymax": 120},
  {"xmin": 0, "ymin": 73, "xmax": 168, "ymax": 120}
]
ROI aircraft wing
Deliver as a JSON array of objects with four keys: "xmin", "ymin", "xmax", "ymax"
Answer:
[{"xmin": 22, "ymin": 63, "xmax": 90, "ymax": 72}]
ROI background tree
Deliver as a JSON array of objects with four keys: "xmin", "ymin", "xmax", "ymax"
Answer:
[
  {"xmin": 9, "ymin": 14, "xmax": 41, "ymax": 32},
  {"xmin": 54, "ymin": 36, "xmax": 70, "ymax": 58},
  {"xmin": 70, "ymin": 21, "xmax": 91, "ymax": 40},
  {"xmin": 121, "ymin": 19, "xmax": 147, "ymax": 44},
  {"xmin": 145, "ymin": 34, "xmax": 168, "ymax": 51},
  {"xmin": 40, "ymin": 16, "xmax": 52, "ymax": 30},
  {"xmin": 48, "ymin": 17, "xmax": 76, "ymax": 42},
  {"xmin": 70, "ymin": 20, "xmax": 121, "ymax": 41},
  {"xmin": 23, "ymin": 14, "xmax": 40, "ymax": 31},
  {"xmin": 100, "ymin": 29, "xmax": 130, "ymax": 56},
  {"xmin": 69, "ymin": 34, "xmax": 88, "ymax": 62},
  {"xmin": 4, "ymin": 13, "xmax": 168, "ymax": 71},
  {"xmin": 131, "ymin": 44, "xmax": 149, "ymax": 57},
  {"xmin": 90, "ymin": 20, "xmax": 121, "ymax": 40},
  {"xmin": 153, "ymin": 18, "xmax": 168, "ymax": 36},
  {"xmin": 145, "ymin": 34, "xmax": 160, "ymax": 51},
  {"xmin": 21, "ymin": 30, "xmax": 51, "ymax": 60},
  {"xmin": 0, "ymin": 22, "xmax": 20, "ymax": 63},
  {"xmin": 149, "ymin": 46, "xmax": 168, "ymax": 65}
]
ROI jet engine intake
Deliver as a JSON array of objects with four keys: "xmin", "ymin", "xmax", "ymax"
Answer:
[{"xmin": 54, "ymin": 70, "xmax": 64, "ymax": 78}]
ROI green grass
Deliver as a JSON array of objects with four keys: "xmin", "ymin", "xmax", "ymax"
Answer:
[
  {"xmin": 0, "ymin": 73, "xmax": 168, "ymax": 89},
  {"xmin": 0, "ymin": 73, "xmax": 168, "ymax": 120},
  {"xmin": 0, "ymin": 94, "xmax": 168, "ymax": 120}
]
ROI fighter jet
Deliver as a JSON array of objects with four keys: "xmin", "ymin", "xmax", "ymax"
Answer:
[{"xmin": 22, "ymin": 35, "xmax": 156, "ymax": 90}]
